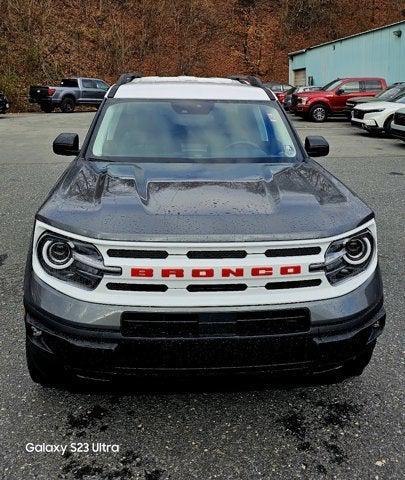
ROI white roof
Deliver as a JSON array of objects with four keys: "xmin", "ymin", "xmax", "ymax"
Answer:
[{"xmin": 114, "ymin": 76, "xmax": 269, "ymax": 101}]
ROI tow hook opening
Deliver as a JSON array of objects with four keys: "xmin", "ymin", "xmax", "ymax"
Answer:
[{"xmin": 30, "ymin": 325, "xmax": 42, "ymax": 337}]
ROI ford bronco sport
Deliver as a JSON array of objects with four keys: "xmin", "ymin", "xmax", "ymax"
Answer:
[{"xmin": 24, "ymin": 75, "xmax": 385, "ymax": 385}]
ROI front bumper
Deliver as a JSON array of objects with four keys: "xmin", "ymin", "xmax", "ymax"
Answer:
[
  {"xmin": 24, "ymin": 268, "xmax": 385, "ymax": 379},
  {"xmin": 295, "ymin": 103, "xmax": 309, "ymax": 114},
  {"xmin": 351, "ymin": 118, "xmax": 382, "ymax": 132}
]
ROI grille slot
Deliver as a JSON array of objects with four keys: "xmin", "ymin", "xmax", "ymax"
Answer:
[
  {"xmin": 187, "ymin": 250, "xmax": 247, "ymax": 259},
  {"xmin": 121, "ymin": 308, "xmax": 310, "ymax": 338},
  {"xmin": 394, "ymin": 112, "xmax": 405, "ymax": 126},
  {"xmin": 187, "ymin": 284, "xmax": 247, "ymax": 292},
  {"xmin": 107, "ymin": 249, "xmax": 168, "ymax": 259},
  {"xmin": 353, "ymin": 110, "xmax": 365, "ymax": 119},
  {"xmin": 266, "ymin": 279, "xmax": 321, "ymax": 290},
  {"xmin": 265, "ymin": 247, "xmax": 321, "ymax": 257},
  {"xmin": 106, "ymin": 283, "xmax": 168, "ymax": 292}
]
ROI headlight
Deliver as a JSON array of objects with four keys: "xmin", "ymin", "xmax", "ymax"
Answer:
[
  {"xmin": 37, "ymin": 233, "xmax": 121, "ymax": 289},
  {"xmin": 364, "ymin": 109, "xmax": 385, "ymax": 114},
  {"xmin": 310, "ymin": 229, "xmax": 374, "ymax": 285},
  {"xmin": 299, "ymin": 97, "xmax": 308, "ymax": 104}
]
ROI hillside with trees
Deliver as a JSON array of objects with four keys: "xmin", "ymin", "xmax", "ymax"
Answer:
[{"xmin": 0, "ymin": 0, "xmax": 404, "ymax": 111}]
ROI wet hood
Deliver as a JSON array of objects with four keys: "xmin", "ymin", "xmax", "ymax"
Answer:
[{"xmin": 37, "ymin": 159, "xmax": 373, "ymax": 241}]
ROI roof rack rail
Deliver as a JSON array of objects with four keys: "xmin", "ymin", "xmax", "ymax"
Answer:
[
  {"xmin": 228, "ymin": 75, "xmax": 277, "ymax": 100},
  {"xmin": 108, "ymin": 72, "xmax": 143, "ymax": 98},
  {"xmin": 228, "ymin": 75, "xmax": 263, "ymax": 87}
]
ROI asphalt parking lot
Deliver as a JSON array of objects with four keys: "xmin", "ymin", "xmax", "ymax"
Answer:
[{"xmin": 0, "ymin": 112, "xmax": 404, "ymax": 480}]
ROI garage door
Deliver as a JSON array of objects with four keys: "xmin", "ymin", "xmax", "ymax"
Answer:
[{"xmin": 293, "ymin": 69, "xmax": 306, "ymax": 86}]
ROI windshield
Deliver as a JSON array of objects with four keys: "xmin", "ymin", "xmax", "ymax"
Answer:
[
  {"xmin": 321, "ymin": 79, "xmax": 341, "ymax": 91},
  {"xmin": 395, "ymin": 95, "xmax": 405, "ymax": 104},
  {"xmin": 377, "ymin": 86, "xmax": 405, "ymax": 101},
  {"xmin": 89, "ymin": 100, "xmax": 300, "ymax": 162}
]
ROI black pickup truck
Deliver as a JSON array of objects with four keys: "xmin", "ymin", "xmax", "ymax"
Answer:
[
  {"xmin": 29, "ymin": 77, "xmax": 109, "ymax": 113},
  {"xmin": 0, "ymin": 91, "xmax": 10, "ymax": 114}
]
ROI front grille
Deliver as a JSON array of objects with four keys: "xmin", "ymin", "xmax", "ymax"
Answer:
[
  {"xmin": 106, "ymin": 283, "xmax": 168, "ymax": 292},
  {"xmin": 107, "ymin": 249, "xmax": 168, "ymax": 259},
  {"xmin": 187, "ymin": 284, "xmax": 247, "ymax": 292},
  {"xmin": 265, "ymin": 247, "xmax": 321, "ymax": 257},
  {"xmin": 187, "ymin": 250, "xmax": 247, "ymax": 259},
  {"xmin": 121, "ymin": 308, "xmax": 311, "ymax": 338},
  {"xmin": 265, "ymin": 279, "xmax": 321, "ymax": 289},
  {"xmin": 353, "ymin": 110, "xmax": 365, "ymax": 119},
  {"xmin": 394, "ymin": 112, "xmax": 405, "ymax": 127}
]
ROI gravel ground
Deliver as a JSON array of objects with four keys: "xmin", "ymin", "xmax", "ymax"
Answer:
[{"xmin": 0, "ymin": 111, "xmax": 404, "ymax": 480}]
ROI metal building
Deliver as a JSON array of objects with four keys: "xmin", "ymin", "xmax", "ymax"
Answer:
[{"xmin": 288, "ymin": 21, "xmax": 404, "ymax": 87}]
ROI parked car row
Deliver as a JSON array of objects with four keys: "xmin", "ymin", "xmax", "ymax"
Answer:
[
  {"xmin": 275, "ymin": 77, "xmax": 405, "ymax": 142},
  {"xmin": 350, "ymin": 84, "xmax": 405, "ymax": 136},
  {"xmin": 290, "ymin": 77, "xmax": 387, "ymax": 122}
]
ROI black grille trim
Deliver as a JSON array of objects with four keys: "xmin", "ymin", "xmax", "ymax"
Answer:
[
  {"xmin": 120, "ymin": 308, "xmax": 310, "ymax": 338},
  {"xmin": 265, "ymin": 247, "xmax": 321, "ymax": 257},
  {"xmin": 187, "ymin": 284, "xmax": 247, "ymax": 292},
  {"xmin": 266, "ymin": 279, "xmax": 321, "ymax": 290},
  {"xmin": 353, "ymin": 110, "xmax": 365, "ymax": 119},
  {"xmin": 187, "ymin": 250, "xmax": 247, "ymax": 259},
  {"xmin": 107, "ymin": 249, "xmax": 168, "ymax": 259},
  {"xmin": 106, "ymin": 283, "xmax": 168, "ymax": 292}
]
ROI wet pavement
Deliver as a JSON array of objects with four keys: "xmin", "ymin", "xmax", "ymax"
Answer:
[{"xmin": 0, "ymin": 111, "xmax": 404, "ymax": 479}]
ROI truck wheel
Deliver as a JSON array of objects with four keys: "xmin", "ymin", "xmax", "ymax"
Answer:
[
  {"xmin": 309, "ymin": 104, "xmax": 328, "ymax": 122},
  {"xmin": 40, "ymin": 104, "xmax": 54, "ymax": 113},
  {"xmin": 342, "ymin": 342, "xmax": 375, "ymax": 377},
  {"xmin": 26, "ymin": 337, "xmax": 70, "ymax": 386},
  {"xmin": 60, "ymin": 97, "xmax": 75, "ymax": 113}
]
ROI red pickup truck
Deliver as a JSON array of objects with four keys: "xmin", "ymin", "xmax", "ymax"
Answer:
[{"xmin": 293, "ymin": 77, "xmax": 387, "ymax": 122}]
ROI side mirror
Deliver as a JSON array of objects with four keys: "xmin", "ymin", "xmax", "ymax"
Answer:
[
  {"xmin": 53, "ymin": 133, "xmax": 79, "ymax": 156},
  {"xmin": 305, "ymin": 136, "xmax": 329, "ymax": 157},
  {"xmin": 336, "ymin": 88, "xmax": 344, "ymax": 95}
]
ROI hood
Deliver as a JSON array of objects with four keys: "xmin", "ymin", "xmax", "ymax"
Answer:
[
  {"xmin": 294, "ymin": 90, "xmax": 332, "ymax": 98},
  {"xmin": 355, "ymin": 100, "xmax": 401, "ymax": 110},
  {"xmin": 347, "ymin": 96, "xmax": 376, "ymax": 105},
  {"xmin": 37, "ymin": 159, "xmax": 372, "ymax": 242}
]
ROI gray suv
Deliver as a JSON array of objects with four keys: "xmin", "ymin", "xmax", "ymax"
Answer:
[{"xmin": 24, "ymin": 75, "xmax": 385, "ymax": 386}]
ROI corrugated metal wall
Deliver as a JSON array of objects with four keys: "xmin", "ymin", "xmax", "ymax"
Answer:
[{"xmin": 289, "ymin": 21, "xmax": 404, "ymax": 86}]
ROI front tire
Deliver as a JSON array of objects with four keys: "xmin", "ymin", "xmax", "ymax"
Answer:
[
  {"xmin": 26, "ymin": 337, "xmax": 70, "ymax": 386},
  {"xmin": 60, "ymin": 97, "xmax": 76, "ymax": 113},
  {"xmin": 309, "ymin": 104, "xmax": 328, "ymax": 122}
]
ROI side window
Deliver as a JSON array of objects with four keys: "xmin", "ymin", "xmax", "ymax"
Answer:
[
  {"xmin": 340, "ymin": 81, "xmax": 360, "ymax": 93},
  {"xmin": 96, "ymin": 80, "xmax": 109, "ymax": 90},
  {"xmin": 81, "ymin": 79, "xmax": 94, "ymax": 89},
  {"xmin": 363, "ymin": 80, "xmax": 383, "ymax": 91}
]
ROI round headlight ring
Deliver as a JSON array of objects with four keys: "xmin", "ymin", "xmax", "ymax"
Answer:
[
  {"xmin": 42, "ymin": 238, "xmax": 74, "ymax": 270},
  {"xmin": 343, "ymin": 236, "xmax": 372, "ymax": 265}
]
